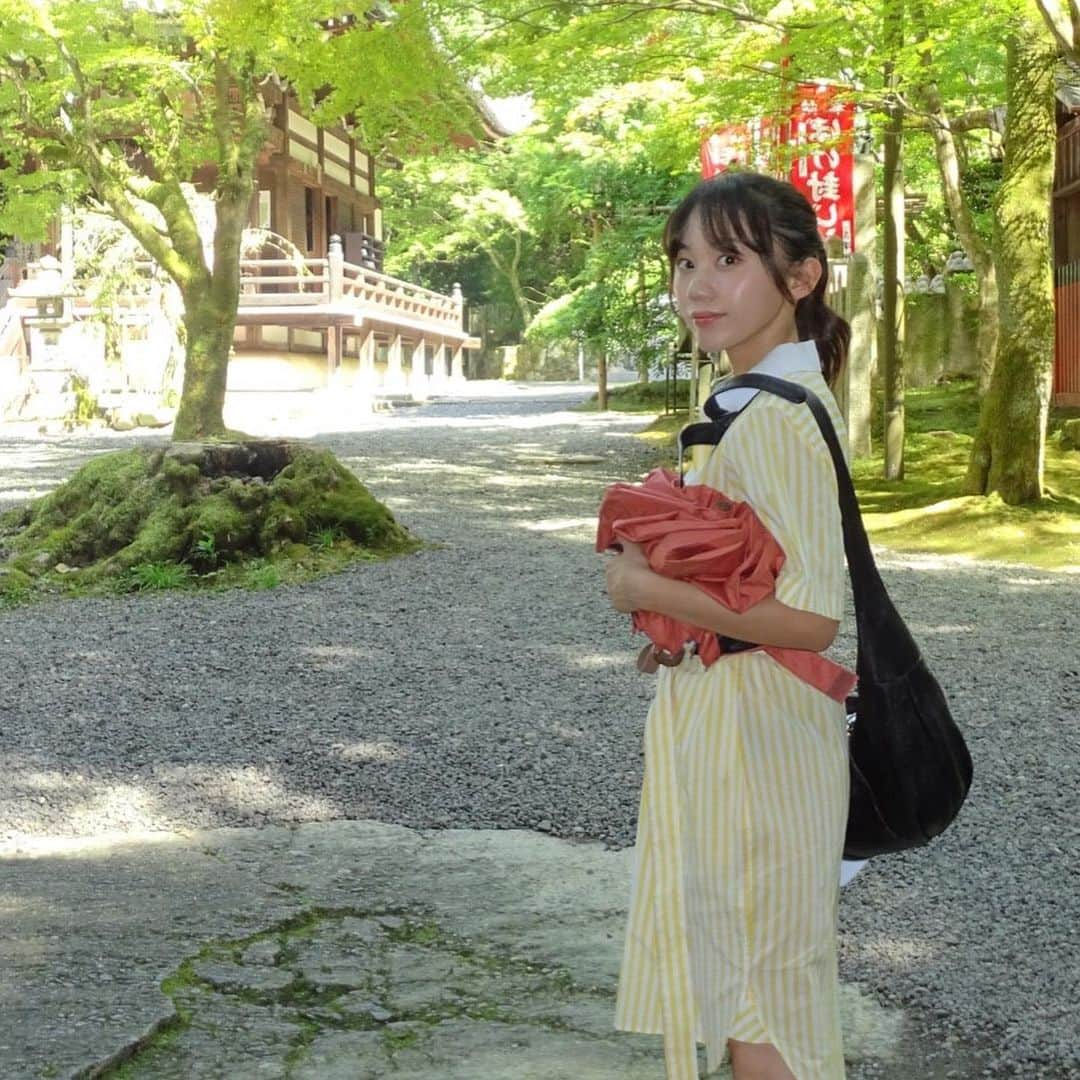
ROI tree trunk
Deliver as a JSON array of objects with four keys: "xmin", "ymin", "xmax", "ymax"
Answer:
[
  {"xmin": 913, "ymin": 0, "xmax": 1000, "ymax": 396},
  {"xmin": 964, "ymin": 16, "xmax": 1056, "ymax": 503},
  {"xmin": 882, "ymin": 1, "xmax": 906, "ymax": 480},
  {"xmin": 596, "ymin": 345, "xmax": 609, "ymax": 410},
  {"xmin": 172, "ymin": 184, "xmax": 248, "ymax": 440},
  {"xmin": 173, "ymin": 279, "xmax": 237, "ymax": 440}
]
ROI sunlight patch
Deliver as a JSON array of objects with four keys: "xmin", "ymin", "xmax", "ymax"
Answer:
[
  {"xmin": 561, "ymin": 650, "xmax": 634, "ymax": 670},
  {"xmin": 300, "ymin": 645, "xmax": 375, "ymax": 665},
  {"xmin": 331, "ymin": 740, "xmax": 405, "ymax": 763},
  {"xmin": 523, "ymin": 517, "xmax": 597, "ymax": 533}
]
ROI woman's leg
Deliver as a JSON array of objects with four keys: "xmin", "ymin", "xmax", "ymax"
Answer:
[{"xmin": 728, "ymin": 1038, "xmax": 798, "ymax": 1080}]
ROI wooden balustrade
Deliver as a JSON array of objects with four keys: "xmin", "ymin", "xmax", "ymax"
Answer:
[
  {"xmin": 62, "ymin": 252, "xmax": 464, "ymax": 337},
  {"xmin": 339, "ymin": 261, "xmax": 461, "ymax": 329},
  {"xmin": 232, "ymin": 255, "xmax": 463, "ymax": 330}
]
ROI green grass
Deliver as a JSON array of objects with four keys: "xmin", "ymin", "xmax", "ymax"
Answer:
[
  {"xmin": 635, "ymin": 378, "xmax": 1080, "ymax": 571},
  {"xmin": 574, "ymin": 379, "xmax": 691, "ymax": 413},
  {"xmin": 129, "ymin": 561, "xmax": 192, "ymax": 590}
]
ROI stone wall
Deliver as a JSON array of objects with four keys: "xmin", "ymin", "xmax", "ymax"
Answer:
[{"xmin": 887, "ymin": 281, "xmax": 981, "ymax": 386}]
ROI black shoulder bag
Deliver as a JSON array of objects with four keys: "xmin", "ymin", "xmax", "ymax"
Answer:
[{"xmin": 680, "ymin": 373, "xmax": 974, "ymax": 860}]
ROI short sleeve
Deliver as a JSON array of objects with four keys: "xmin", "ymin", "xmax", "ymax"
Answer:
[{"xmin": 724, "ymin": 400, "xmax": 845, "ymax": 621}]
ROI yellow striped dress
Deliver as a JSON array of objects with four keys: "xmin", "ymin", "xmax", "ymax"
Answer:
[{"xmin": 613, "ymin": 342, "xmax": 850, "ymax": 1080}]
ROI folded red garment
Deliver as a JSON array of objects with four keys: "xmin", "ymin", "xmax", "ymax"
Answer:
[{"xmin": 597, "ymin": 468, "xmax": 855, "ymax": 702}]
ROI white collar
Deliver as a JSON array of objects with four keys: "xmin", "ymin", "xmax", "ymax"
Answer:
[{"xmin": 707, "ymin": 339, "xmax": 820, "ymax": 413}]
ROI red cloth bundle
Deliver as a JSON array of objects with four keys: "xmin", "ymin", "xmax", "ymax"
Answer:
[{"xmin": 597, "ymin": 468, "xmax": 855, "ymax": 702}]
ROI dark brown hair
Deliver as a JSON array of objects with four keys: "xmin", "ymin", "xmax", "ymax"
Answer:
[{"xmin": 663, "ymin": 171, "xmax": 850, "ymax": 387}]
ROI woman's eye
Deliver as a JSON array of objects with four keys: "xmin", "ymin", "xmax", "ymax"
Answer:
[
  {"xmin": 719, "ymin": 254, "xmax": 739, "ymax": 267},
  {"xmin": 675, "ymin": 257, "xmax": 694, "ymax": 270}
]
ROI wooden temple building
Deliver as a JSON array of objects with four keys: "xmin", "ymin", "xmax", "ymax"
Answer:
[{"xmin": 0, "ymin": 83, "xmax": 482, "ymax": 425}]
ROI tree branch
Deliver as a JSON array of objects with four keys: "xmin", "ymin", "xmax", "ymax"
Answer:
[{"xmin": 1033, "ymin": 0, "xmax": 1078, "ymax": 57}]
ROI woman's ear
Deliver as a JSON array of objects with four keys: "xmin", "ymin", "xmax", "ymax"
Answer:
[{"xmin": 788, "ymin": 257, "xmax": 823, "ymax": 301}]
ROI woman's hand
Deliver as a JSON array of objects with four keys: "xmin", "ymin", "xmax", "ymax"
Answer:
[{"xmin": 604, "ymin": 540, "xmax": 654, "ymax": 614}]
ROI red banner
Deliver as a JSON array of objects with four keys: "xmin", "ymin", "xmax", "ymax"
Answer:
[
  {"xmin": 700, "ymin": 123, "xmax": 752, "ymax": 179},
  {"xmin": 789, "ymin": 83, "xmax": 856, "ymax": 253}
]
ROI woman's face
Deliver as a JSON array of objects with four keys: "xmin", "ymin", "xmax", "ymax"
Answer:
[{"xmin": 671, "ymin": 208, "xmax": 800, "ymax": 370}]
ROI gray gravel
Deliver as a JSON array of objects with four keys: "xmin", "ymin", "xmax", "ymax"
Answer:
[{"xmin": 1, "ymin": 384, "xmax": 1078, "ymax": 1078}]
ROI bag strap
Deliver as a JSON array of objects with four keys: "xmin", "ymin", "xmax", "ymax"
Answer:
[
  {"xmin": 719, "ymin": 374, "xmax": 876, "ymax": 583},
  {"xmin": 712, "ymin": 373, "xmax": 922, "ymax": 679}
]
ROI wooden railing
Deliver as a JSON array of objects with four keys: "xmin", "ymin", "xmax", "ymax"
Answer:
[
  {"xmin": 236, "ymin": 247, "xmax": 464, "ymax": 332},
  {"xmin": 50, "ymin": 245, "xmax": 464, "ymax": 337},
  {"xmin": 237, "ymin": 258, "xmax": 329, "ymax": 304},
  {"xmin": 339, "ymin": 262, "xmax": 460, "ymax": 327},
  {"xmin": 1055, "ymin": 260, "xmax": 1080, "ymax": 405}
]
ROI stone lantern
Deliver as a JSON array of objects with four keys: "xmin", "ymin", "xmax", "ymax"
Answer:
[{"xmin": 23, "ymin": 255, "xmax": 69, "ymax": 346}]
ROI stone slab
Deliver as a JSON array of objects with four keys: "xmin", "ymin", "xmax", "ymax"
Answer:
[{"xmin": 2, "ymin": 821, "xmax": 925, "ymax": 1079}]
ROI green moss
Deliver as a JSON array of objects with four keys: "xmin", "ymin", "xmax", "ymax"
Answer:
[
  {"xmin": 0, "ymin": 567, "xmax": 32, "ymax": 607},
  {"xmin": 0, "ymin": 442, "xmax": 419, "ymax": 602},
  {"xmin": 110, "ymin": 502, "xmax": 190, "ymax": 571},
  {"xmin": 281, "ymin": 542, "xmax": 312, "ymax": 562},
  {"xmin": 574, "ymin": 378, "xmax": 691, "ymax": 414},
  {"xmin": 268, "ymin": 448, "xmax": 411, "ymax": 549},
  {"xmin": 11, "ymin": 449, "xmax": 155, "ymax": 563},
  {"xmin": 187, "ymin": 491, "xmax": 253, "ymax": 559},
  {"xmin": 382, "ymin": 1026, "xmax": 421, "ymax": 1052}
]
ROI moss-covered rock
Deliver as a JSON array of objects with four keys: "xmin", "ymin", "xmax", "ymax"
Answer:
[{"xmin": 0, "ymin": 441, "xmax": 417, "ymax": 600}]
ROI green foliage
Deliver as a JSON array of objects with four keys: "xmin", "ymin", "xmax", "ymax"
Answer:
[
  {"xmin": 243, "ymin": 560, "xmax": 282, "ymax": 591},
  {"xmin": 384, "ymin": 78, "xmax": 695, "ymax": 369},
  {"xmin": 310, "ymin": 526, "xmax": 344, "ymax": 551},
  {"xmin": 422, "ymin": 0, "xmax": 1023, "ymax": 321},
  {"xmin": 1060, "ymin": 417, "xmax": 1080, "ymax": 450},
  {"xmin": 0, "ymin": 567, "xmax": 32, "ymax": 608},
  {"xmin": 129, "ymin": 561, "xmax": 191, "ymax": 591},
  {"xmin": 68, "ymin": 374, "xmax": 101, "ymax": 426},
  {"xmin": 192, "ymin": 530, "xmax": 219, "ymax": 569}
]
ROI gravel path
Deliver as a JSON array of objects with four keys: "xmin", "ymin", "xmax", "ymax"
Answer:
[{"xmin": 1, "ymin": 384, "xmax": 1078, "ymax": 1077}]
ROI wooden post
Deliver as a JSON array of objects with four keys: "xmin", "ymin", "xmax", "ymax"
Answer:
[
  {"xmin": 387, "ymin": 332, "xmax": 404, "ymax": 389},
  {"xmin": 327, "ymin": 234, "xmax": 343, "ymax": 303},
  {"xmin": 452, "ymin": 281, "xmax": 464, "ymax": 329},
  {"xmin": 357, "ymin": 328, "xmax": 375, "ymax": 389},
  {"xmin": 451, "ymin": 344, "xmax": 464, "ymax": 381},
  {"xmin": 411, "ymin": 337, "xmax": 428, "ymax": 401},
  {"xmin": 325, "ymin": 234, "xmax": 345, "ymax": 381}
]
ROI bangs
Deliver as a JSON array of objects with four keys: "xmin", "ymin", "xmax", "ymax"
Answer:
[{"xmin": 664, "ymin": 174, "xmax": 777, "ymax": 263}]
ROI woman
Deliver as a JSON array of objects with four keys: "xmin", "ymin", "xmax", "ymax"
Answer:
[{"xmin": 607, "ymin": 172, "xmax": 852, "ymax": 1080}]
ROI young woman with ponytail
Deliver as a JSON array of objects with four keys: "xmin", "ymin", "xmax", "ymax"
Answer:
[{"xmin": 605, "ymin": 173, "xmax": 854, "ymax": 1079}]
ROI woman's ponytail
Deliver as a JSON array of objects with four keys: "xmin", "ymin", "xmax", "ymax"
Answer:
[{"xmin": 796, "ymin": 269, "xmax": 850, "ymax": 389}]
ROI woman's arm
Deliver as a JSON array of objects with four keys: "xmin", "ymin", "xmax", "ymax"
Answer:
[{"xmin": 605, "ymin": 541, "xmax": 839, "ymax": 653}]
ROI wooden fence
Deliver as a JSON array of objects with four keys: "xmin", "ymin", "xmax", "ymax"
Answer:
[{"xmin": 1055, "ymin": 260, "xmax": 1080, "ymax": 407}]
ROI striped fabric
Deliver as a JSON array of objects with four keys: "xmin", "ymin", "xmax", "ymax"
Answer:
[{"xmin": 613, "ymin": 365, "xmax": 850, "ymax": 1079}]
